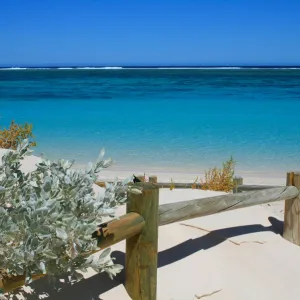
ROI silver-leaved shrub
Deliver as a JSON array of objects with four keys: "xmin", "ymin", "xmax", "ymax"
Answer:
[{"xmin": 0, "ymin": 139, "xmax": 139, "ymax": 297}]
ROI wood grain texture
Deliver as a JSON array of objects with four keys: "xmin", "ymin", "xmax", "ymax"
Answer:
[
  {"xmin": 95, "ymin": 212, "xmax": 145, "ymax": 249},
  {"xmin": 125, "ymin": 183, "xmax": 159, "ymax": 300},
  {"xmin": 235, "ymin": 185, "xmax": 280, "ymax": 193},
  {"xmin": 283, "ymin": 172, "xmax": 300, "ymax": 245},
  {"xmin": 232, "ymin": 177, "xmax": 243, "ymax": 193},
  {"xmin": 159, "ymin": 186, "xmax": 299, "ymax": 226},
  {"xmin": 96, "ymin": 181, "xmax": 198, "ymax": 189}
]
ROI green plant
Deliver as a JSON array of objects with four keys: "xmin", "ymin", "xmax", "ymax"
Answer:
[
  {"xmin": 0, "ymin": 120, "xmax": 36, "ymax": 150},
  {"xmin": 200, "ymin": 157, "xmax": 236, "ymax": 192},
  {"xmin": 0, "ymin": 140, "xmax": 141, "ymax": 299}
]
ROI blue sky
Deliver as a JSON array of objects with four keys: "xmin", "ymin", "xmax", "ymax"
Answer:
[{"xmin": 1, "ymin": 0, "xmax": 300, "ymax": 66}]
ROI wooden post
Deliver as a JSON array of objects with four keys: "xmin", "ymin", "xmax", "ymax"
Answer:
[
  {"xmin": 283, "ymin": 172, "xmax": 300, "ymax": 245},
  {"xmin": 233, "ymin": 176, "xmax": 243, "ymax": 193},
  {"xmin": 149, "ymin": 175, "xmax": 157, "ymax": 183},
  {"xmin": 125, "ymin": 183, "xmax": 159, "ymax": 300}
]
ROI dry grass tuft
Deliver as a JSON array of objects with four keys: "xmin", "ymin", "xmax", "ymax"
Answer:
[
  {"xmin": 200, "ymin": 157, "xmax": 236, "ymax": 192},
  {"xmin": 0, "ymin": 120, "xmax": 36, "ymax": 150}
]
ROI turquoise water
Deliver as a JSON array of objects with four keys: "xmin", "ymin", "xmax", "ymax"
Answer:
[{"xmin": 1, "ymin": 68, "xmax": 300, "ymax": 176}]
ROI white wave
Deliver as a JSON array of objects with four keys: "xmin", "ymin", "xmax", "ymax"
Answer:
[
  {"xmin": 1, "ymin": 66, "xmax": 299, "ymax": 71},
  {"xmin": 146, "ymin": 67, "xmax": 300, "ymax": 70},
  {"xmin": 75, "ymin": 66, "xmax": 123, "ymax": 70},
  {"xmin": 102, "ymin": 66, "xmax": 123, "ymax": 69},
  {"xmin": 0, "ymin": 67, "xmax": 50, "ymax": 70},
  {"xmin": 0, "ymin": 67, "xmax": 28, "ymax": 70},
  {"xmin": 118, "ymin": 67, "xmax": 243, "ymax": 70}
]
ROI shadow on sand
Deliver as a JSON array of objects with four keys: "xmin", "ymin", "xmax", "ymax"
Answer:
[{"xmin": 23, "ymin": 217, "xmax": 283, "ymax": 300}]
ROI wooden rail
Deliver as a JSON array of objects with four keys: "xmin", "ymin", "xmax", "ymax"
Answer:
[
  {"xmin": 96, "ymin": 181, "xmax": 196, "ymax": 189},
  {"xmin": 2, "ymin": 173, "xmax": 300, "ymax": 300},
  {"xmin": 158, "ymin": 186, "xmax": 298, "ymax": 226},
  {"xmin": 234, "ymin": 184, "xmax": 280, "ymax": 193}
]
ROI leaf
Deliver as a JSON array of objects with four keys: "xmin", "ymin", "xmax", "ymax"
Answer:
[
  {"xmin": 97, "ymin": 148, "xmax": 105, "ymax": 161},
  {"xmin": 110, "ymin": 264, "xmax": 123, "ymax": 273},
  {"xmin": 43, "ymin": 176, "xmax": 52, "ymax": 192},
  {"xmin": 18, "ymin": 139, "xmax": 29, "ymax": 152},
  {"xmin": 128, "ymin": 187, "xmax": 143, "ymax": 195},
  {"xmin": 64, "ymin": 175, "xmax": 71, "ymax": 185},
  {"xmin": 105, "ymin": 264, "xmax": 124, "ymax": 279},
  {"xmin": 56, "ymin": 228, "xmax": 68, "ymax": 240},
  {"xmin": 86, "ymin": 162, "xmax": 93, "ymax": 173},
  {"xmin": 102, "ymin": 158, "xmax": 113, "ymax": 168},
  {"xmin": 43, "ymin": 250, "xmax": 57, "ymax": 259},
  {"xmin": 122, "ymin": 176, "xmax": 133, "ymax": 185},
  {"xmin": 39, "ymin": 262, "xmax": 46, "ymax": 274},
  {"xmin": 25, "ymin": 215, "xmax": 31, "ymax": 226},
  {"xmin": 29, "ymin": 181, "xmax": 38, "ymax": 187},
  {"xmin": 99, "ymin": 248, "xmax": 111, "ymax": 260}
]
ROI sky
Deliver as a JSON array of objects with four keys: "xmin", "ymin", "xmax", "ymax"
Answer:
[{"xmin": 1, "ymin": 0, "xmax": 300, "ymax": 66}]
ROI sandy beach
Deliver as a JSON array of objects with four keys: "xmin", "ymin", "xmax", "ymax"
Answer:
[
  {"xmin": 1, "ymin": 149, "xmax": 299, "ymax": 300},
  {"xmin": 2, "ymin": 0, "xmax": 300, "ymax": 299}
]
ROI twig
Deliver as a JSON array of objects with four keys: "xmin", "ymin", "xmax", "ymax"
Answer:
[
  {"xmin": 195, "ymin": 289, "xmax": 222, "ymax": 299},
  {"xmin": 180, "ymin": 223, "xmax": 266, "ymax": 246}
]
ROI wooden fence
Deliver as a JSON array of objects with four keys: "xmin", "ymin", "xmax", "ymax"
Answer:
[{"xmin": 1, "ymin": 172, "xmax": 300, "ymax": 300}]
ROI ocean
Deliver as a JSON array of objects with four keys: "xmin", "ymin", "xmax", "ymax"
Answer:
[{"xmin": 1, "ymin": 68, "xmax": 300, "ymax": 178}]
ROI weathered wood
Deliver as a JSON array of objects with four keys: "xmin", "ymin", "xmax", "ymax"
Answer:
[
  {"xmin": 96, "ymin": 181, "xmax": 201, "ymax": 189},
  {"xmin": 96, "ymin": 180, "xmax": 277, "ymax": 191},
  {"xmin": 159, "ymin": 186, "xmax": 299, "ymax": 226},
  {"xmin": 0, "ymin": 274, "xmax": 46, "ymax": 293},
  {"xmin": 232, "ymin": 176, "xmax": 243, "ymax": 193},
  {"xmin": 283, "ymin": 172, "xmax": 300, "ymax": 245},
  {"xmin": 95, "ymin": 212, "xmax": 145, "ymax": 249},
  {"xmin": 154, "ymin": 182, "xmax": 198, "ymax": 189},
  {"xmin": 235, "ymin": 184, "xmax": 280, "ymax": 193},
  {"xmin": 1, "ymin": 213, "xmax": 145, "ymax": 293},
  {"xmin": 125, "ymin": 183, "xmax": 159, "ymax": 300}
]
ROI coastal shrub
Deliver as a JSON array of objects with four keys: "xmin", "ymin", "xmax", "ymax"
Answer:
[
  {"xmin": 200, "ymin": 157, "xmax": 236, "ymax": 192},
  {"xmin": 0, "ymin": 140, "xmax": 141, "ymax": 299},
  {"xmin": 0, "ymin": 120, "xmax": 36, "ymax": 150}
]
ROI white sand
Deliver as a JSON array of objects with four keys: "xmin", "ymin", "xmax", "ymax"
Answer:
[{"xmin": 1, "ymin": 150, "xmax": 299, "ymax": 300}]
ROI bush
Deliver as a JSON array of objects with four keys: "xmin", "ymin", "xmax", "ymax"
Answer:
[
  {"xmin": 200, "ymin": 157, "xmax": 236, "ymax": 192},
  {"xmin": 0, "ymin": 140, "xmax": 140, "ymax": 298},
  {"xmin": 0, "ymin": 120, "xmax": 36, "ymax": 150}
]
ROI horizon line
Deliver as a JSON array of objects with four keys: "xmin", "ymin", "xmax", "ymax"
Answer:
[{"xmin": 1, "ymin": 65, "xmax": 300, "ymax": 69}]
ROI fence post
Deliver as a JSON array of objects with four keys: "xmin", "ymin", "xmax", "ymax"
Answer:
[
  {"xmin": 125, "ymin": 182, "xmax": 159, "ymax": 300},
  {"xmin": 283, "ymin": 172, "xmax": 300, "ymax": 245},
  {"xmin": 233, "ymin": 176, "xmax": 243, "ymax": 193}
]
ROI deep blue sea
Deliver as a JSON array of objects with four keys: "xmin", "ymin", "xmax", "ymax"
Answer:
[{"xmin": 1, "ymin": 68, "xmax": 300, "ymax": 177}]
